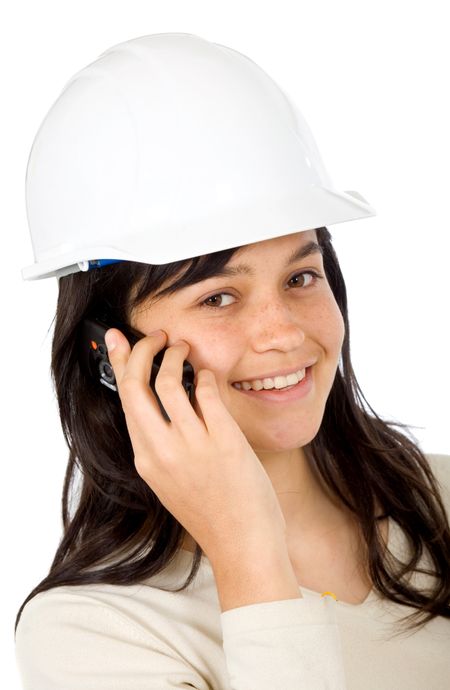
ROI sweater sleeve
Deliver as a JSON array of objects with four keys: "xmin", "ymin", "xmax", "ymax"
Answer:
[
  {"xmin": 15, "ymin": 589, "xmax": 347, "ymax": 690},
  {"xmin": 220, "ymin": 595, "xmax": 347, "ymax": 690}
]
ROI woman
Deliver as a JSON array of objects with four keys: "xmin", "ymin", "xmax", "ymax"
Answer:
[{"xmin": 15, "ymin": 33, "xmax": 450, "ymax": 689}]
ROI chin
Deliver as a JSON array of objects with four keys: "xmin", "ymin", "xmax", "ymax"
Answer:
[
  {"xmin": 246, "ymin": 421, "xmax": 321, "ymax": 453},
  {"xmin": 225, "ymin": 393, "xmax": 323, "ymax": 445}
]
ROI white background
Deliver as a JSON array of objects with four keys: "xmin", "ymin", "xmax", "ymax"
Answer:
[{"xmin": 2, "ymin": 1, "xmax": 449, "ymax": 687}]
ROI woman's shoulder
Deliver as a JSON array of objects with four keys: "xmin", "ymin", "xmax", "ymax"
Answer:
[
  {"xmin": 424, "ymin": 451, "xmax": 450, "ymax": 510},
  {"xmin": 425, "ymin": 450, "xmax": 450, "ymax": 464},
  {"xmin": 16, "ymin": 554, "xmax": 216, "ymax": 648},
  {"xmin": 424, "ymin": 451, "xmax": 450, "ymax": 483},
  {"xmin": 16, "ymin": 567, "xmax": 198, "ymax": 635},
  {"xmin": 16, "ymin": 582, "xmax": 149, "ymax": 645},
  {"xmin": 15, "ymin": 580, "xmax": 211, "ymax": 689}
]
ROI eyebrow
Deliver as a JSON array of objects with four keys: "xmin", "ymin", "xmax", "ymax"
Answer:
[{"xmin": 211, "ymin": 240, "xmax": 324, "ymax": 278}]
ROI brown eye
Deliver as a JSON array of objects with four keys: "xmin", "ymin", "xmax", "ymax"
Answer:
[
  {"xmin": 201, "ymin": 292, "xmax": 236, "ymax": 309},
  {"xmin": 288, "ymin": 270, "xmax": 323, "ymax": 288}
]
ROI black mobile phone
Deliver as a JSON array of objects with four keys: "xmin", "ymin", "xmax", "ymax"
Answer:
[{"xmin": 80, "ymin": 317, "xmax": 195, "ymax": 422}]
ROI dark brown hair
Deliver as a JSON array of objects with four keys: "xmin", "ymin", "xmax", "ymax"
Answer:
[{"xmin": 15, "ymin": 226, "xmax": 450, "ymax": 638}]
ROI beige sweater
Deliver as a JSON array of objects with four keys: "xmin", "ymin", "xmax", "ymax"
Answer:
[{"xmin": 15, "ymin": 453, "xmax": 450, "ymax": 689}]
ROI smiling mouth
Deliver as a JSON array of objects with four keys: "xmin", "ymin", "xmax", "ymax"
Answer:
[
  {"xmin": 232, "ymin": 367, "xmax": 308, "ymax": 392},
  {"xmin": 230, "ymin": 365, "xmax": 314, "ymax": 398}
]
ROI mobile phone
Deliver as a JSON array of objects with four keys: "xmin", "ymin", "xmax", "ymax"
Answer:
[{"xmin": 80, "ymin": 317, "xmax": 195, "ymax": 422}]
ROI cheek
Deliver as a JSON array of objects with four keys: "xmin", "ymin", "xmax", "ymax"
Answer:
[
  {"xmin": 182, "ymin": 326, "xmax": 242, "ymax": 382},
  {"xmin": 314, "ymin": 296, "xmax": 345, "ymax": 354}
]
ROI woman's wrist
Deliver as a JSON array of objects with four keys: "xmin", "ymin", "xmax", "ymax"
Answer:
[{"xmin": 209, "ymin": 537, "xmax": 302, "ymax": 612}]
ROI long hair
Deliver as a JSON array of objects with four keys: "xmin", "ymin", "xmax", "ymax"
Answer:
[{"xmin": 15, "ymin": 226, "xmax": 450, "ymax": 638}]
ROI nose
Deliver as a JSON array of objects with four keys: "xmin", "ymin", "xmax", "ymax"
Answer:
[{"xmin": 249, "ymin": 298, "xmax": 306, "ymax": 353}]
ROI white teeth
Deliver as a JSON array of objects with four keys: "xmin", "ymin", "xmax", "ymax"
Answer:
[
  {"xmin": 235, "ymin": 368, "xmax": 306, "ymax": 391},
  {"xmin": 263, "ymin": 378, "xmax": 275, "ymax": 389},
  {"xmin": 285, "ymin": 373, "xmax": 300, "ymax": 386},
  {"xmin": 251, "ymin": 379, "xmax": 264, "ymax": 391}
]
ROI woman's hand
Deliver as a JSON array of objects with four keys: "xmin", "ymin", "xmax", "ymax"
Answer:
[{"xmin": 105, "ymin": 328, "xmax": 287, "ymax": 565}]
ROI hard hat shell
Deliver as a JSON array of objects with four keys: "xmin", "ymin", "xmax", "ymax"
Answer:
[{"xmin": 22, "ymin": 32, "xmax": 376, "ymax": 281}]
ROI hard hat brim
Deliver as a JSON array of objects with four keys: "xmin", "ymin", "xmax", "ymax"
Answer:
[{"xmin": 21, "ymin": 186, "xmax": 376, "ymax": 281}]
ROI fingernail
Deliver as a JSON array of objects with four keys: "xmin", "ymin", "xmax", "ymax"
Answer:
[
  {"xmin": 148, "ymin": 329, "xmax": 165, "ymax": 337},
  {"xmin": 104, "ymin": 330, "xmax": 117, "ymax": 352}
]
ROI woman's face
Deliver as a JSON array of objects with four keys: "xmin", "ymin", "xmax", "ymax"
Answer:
[{"xmin": 130, "ymin": 229, "xmax": 345, "ymax": 452}]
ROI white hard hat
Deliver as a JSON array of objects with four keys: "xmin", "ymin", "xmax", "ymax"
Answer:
[{"xmin": 21, "ymin": 32, "xmax": 376, "ymax": 282}]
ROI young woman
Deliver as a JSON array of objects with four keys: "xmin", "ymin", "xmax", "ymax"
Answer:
[{"xmin": 15, "ymin": 33, "xmax": 450, "ymax": 689}]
